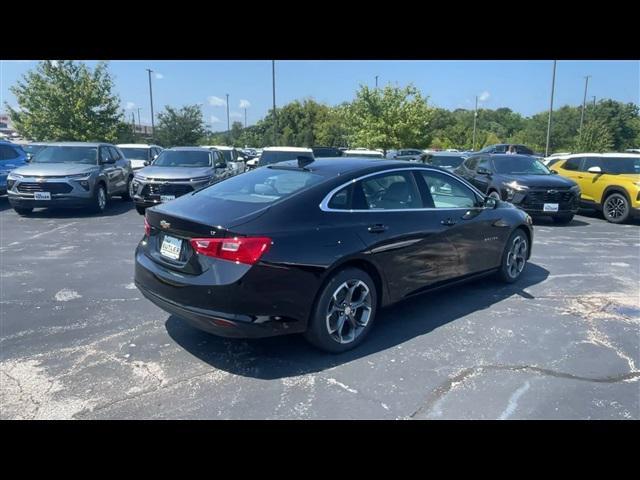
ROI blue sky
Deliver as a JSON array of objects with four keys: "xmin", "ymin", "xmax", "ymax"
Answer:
[{"xmin": 1, "ymin": 60, "xmax": 638, "ymax": 130}]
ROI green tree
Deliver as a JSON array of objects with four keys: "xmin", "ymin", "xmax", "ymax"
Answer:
[
  {"xmin": 575, "ymin": 119, "xmax": 614, "ymax": 152},
  {"xmin": 343, "ymin": 84, "xmax": 433, "ymax": 152},
  {"xmin": 155, "ymin": 104, "xmax": 206, "ymax": 147},
  {"xmin": 6, "ymin": 61, "xmax": 122, "ymax": 142},
  {"xmin": 230, "ymin": 121, "xmax": 243, "ymax": 145}
]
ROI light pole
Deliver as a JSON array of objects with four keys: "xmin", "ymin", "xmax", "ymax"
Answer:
[
  {"xmin": 272, "ymin": 60, "xmax": 277, "ymax": 145},
  {"xmin": 146, "ymin": 69, "xmax": 155, "ymax": 138},
  {"xmin": 226, "ymin": 93, "xmax": 230, "ymax": 135},
  {"xmin": 244, "ymin": 108, "xmax": 247, "ymax": 129},
  {"xmin": 545, "ymin": 60, "xmax": 557, "ymax": 157},
  {"xmin": 592, "ymin": 96, "xmax": 596, "ymax": 108},
  {"xmin": 136, "ymin": 108, "xmax": 142, "ymax": 132},
  {"xmin": 375, "ymin": 75, "xmax": 378, "ymax": 89},
  {"xmin": 472, "ymin": 96, "xmax": 478, "ymax": 151},
  {"xmin": 579, "ymin": 75, "xmax": 591, "ymax": 134}
]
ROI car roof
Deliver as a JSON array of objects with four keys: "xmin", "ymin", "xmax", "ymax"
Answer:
[
  {"xmin": 41, "ymin": 141, "xmax": 111, "ymax": 147},
  {"xmin": 428, "ymin": 151, "xmax": 466, "ymax": 156},
  {"xmin": 167, "ymin": 146, "xmax": 212, "ymax": 152},
  {"xmin": 268, "ymin": 157, "xmax": 444, "ymax": 177},
  {"xmin": 552, "ymin": 152, "xmax": 639, "ymax": 159},
  {"xmin": 202, "ymin": 145, "xmax": 233, "ymax": 150},
  {"xmin": 117, "ymin": 143, "xmax": 161, "ymax": 148},
  {"xmin": 263, "ymin": 146, "xmax": 313, "ymax": 152},
  {"xmin": 483, "ymin": 153, "xmax": 539, "ymax": 160}
]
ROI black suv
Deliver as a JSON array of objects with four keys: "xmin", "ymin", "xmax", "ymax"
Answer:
[
  {"xmin": 311, "ymin": 146, "xmax": 343, "ymax": 158},
  {"xmin": 479, "ymin": 144, "xmax": 535, "ymax": 155},
  {"xmin": 454, "ymin": 154, "xmax": 581, "ymax": 223}
]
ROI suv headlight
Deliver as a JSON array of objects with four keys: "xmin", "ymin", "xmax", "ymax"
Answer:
[
  {"xmin": 502, "ymin": 181, "xmax": 529, "ymax": 192},
  {"xmin": 570, "ymin": 185, "xmax": 581, "ymax": 194},
  {"xmin": 190, "ymin": 175, "xmax": 213, "ymax": 182},
  {"xmin": 134, "ymin": 174, "xmax": 147, "ymax": 181},
  {"xmin": 7, "ymin": 173, "xmax": 23, "ymax": 180},
  {"xmin": 67, "ymin": 173, "xmax": 91, "ymax": 180}
]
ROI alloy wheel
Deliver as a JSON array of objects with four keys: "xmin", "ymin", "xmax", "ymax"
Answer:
[
  {"xmin": 98, "ymin": 187, "xmax": 107, "ymax": 211},
  {"xmin": 604, "ymin": 195, "xmax": 627, "ymax": 221},
  {"xmin": 325, "ymin": 280, "xmax": 373, "ymax": 344},
  {"xmin": 506, "ymin": 235, "xmax": 527, "ymax": 279}
]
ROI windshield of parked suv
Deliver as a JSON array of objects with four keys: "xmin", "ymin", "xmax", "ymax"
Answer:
[
  {"xmin": 153, "ymin": 150, "xmax": 211, "ymax": 167},
  {"xmin": 429, "ymin": 156, "xmax": 464, "ymax": 168},
  {"xmin": 197, "ymin": 166, "xmax": 324, "ymax": 204},
  {"xmin": 258, "ymin": 150, "xmax": 312, "ymax": 166},
  {"xmin": 33, "ymin": 146, "xmax": 98, "ymax": 165},
  {"xmin": 600, "ymin": 157, "xmax": 640, "ymax": 174},
  {"xmin": 119, "ymin": 148, "xmax": 149, "ymax": 161},
  {"xmin": 22, "ymin": 144, "xmax": 46, "ymax": 156},
  {"xmin": 493, "ymin": 156, "xmax": 550, "ymax": 175}
]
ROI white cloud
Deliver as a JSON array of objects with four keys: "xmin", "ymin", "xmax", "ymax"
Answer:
[
  {"xmin": 239, "ymin": 99, "xmax": 251, "ymax": 109},
  {"xmin": 50, "ymin": 60, "xmax": 59, "ymax": 67},
  {"xmin": 208, "ymin": 96, "xmax": 226, "ymax": 107},
  {"xmin": 155, "ymin": 72, "xmax": 164, "ymax": 79},
  {"xmin": 210, "ymin": 115, "xmax": 222, "ymax": 123},
  {"xmin": 478, "ymin": 91, "xmax": 490, "ymax": 102},
  {"xmin": 125, "ymin": 102, "xmax": 136, "ymax": 110},
  {"xmin": 230, "ymin": 112, "xmax": 242, "ymax": 119}
]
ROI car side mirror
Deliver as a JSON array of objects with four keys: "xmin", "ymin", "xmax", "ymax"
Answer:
[
  {"xmin": 484, "ymin": 196, "xmax": 498, "ymax": 209},
  {"xmin": 143, "ymin": 160, "xmax": 150, "ymax": 166},
  {"xmin": 550, "ymin": 170, "xmax": 558, "ymax": 174},
  {"xmin": 215, "ymin": 162, "xmax": 227, "ymax": 169},
  {"xmin": 477, "ymin": 167, "xmax": 491, "ymax": 175},
  {"xmin": 587, "ymin": 166, "xmax": 603, "ymax": 174},
  {"xmin": 102, "ymin": 158, "xmax": 115, "ymax": 164},
  {"xmin": 237, "ymin": 156, "xmax": 245, "ymax": 161}
]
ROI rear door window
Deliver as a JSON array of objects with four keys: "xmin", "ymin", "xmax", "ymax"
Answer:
[
  {"xmin": 359, "ymin": 171, "xmax": 421, "ymax": 210},
  {"xmin": 581, "ymin": 157, "xmax": 601, "ymax": 171},
  {"xmin": 562, "ymin": 157, "xmax": 582, "ymax": 171}
]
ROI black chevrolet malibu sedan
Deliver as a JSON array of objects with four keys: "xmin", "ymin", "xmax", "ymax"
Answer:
[
  {"xmin": 454, "ymin": 154, "xmax": 581, "ymax": 224},
  {"xmin": 135, "ymin": 158, "xmax": 534, "ymax": 352}
]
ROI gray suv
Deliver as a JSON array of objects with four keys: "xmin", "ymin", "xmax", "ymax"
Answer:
[
  {"xmin": 7, "ymin": 142, "xmax": 133, "ymax": 215},
  {"xmin": 132, "ymin": 147, "xmax": 232, "ymax": 215}
]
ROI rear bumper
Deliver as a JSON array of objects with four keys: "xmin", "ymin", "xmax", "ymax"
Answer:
[{"xmin": 134, "ymin": 244, "xmax": 311, "ymax": 339}]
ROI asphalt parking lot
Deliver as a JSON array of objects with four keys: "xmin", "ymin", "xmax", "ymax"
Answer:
[{"xmin": 0, "ymin": 196, "xmax": 638, "ymax": 420}]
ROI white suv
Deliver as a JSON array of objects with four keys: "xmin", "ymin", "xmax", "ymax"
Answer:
[
  {"xmin": 201, "ymin": 145, "xmax": 246, "ymax": 175},
  {"xmin": 117, "ymin": 144, "xmax": 163, "ymax": 170},
  {"xmin": 254, "ymin": 147, "xmax": 314, "ymax": 168}
]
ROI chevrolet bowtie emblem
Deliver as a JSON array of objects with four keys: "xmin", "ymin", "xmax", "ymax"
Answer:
[
  {"xmin": 160, "ymin": 220, "xmax": 171, "ymax": 229},
  {"xmin": 547, "ymin": 190, "xmax": 557, "ymax": 194}
]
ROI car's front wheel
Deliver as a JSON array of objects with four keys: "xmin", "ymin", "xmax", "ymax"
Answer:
[
  {"xmin": 121, "ymin": 176, "xmax": 134, "ymax": 201},
  {"xmin": 602, "ymin": 192, "xmax": 630, "ymax": 224},
  {"xmin": 135, "ymin": 205, "xmax": 146, "ymax": 215},
  {"xmin": 304, "ymin": 267, "xmax": 377, "ymax": 353},
  {"xmin": 91, "ymin": 184, "xmax": 108, "ymax": 214},
  {"xmin": 497, "ymin": 229, "xmax": 529, "ymax": 283}
]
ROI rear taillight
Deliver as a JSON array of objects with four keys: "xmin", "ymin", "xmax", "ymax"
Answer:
[
  {"xmin": 189, "ymin": 236, "xmax": 272, "ymax": 265},
  {"xmin": 144, "ymin": 216, "xmax": 151, "ymax": 237}
]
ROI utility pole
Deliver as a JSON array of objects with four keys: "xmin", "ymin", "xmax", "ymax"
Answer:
[
  {"xmin": 146, "ymin": 69, "xmax": 155, "ymax": 138},
  {"xmin": 131, "ymin": 112, "xmax": 136, "ymax": 133},
  {"xmin": 579, "ymin": 75, "xmax": 591, "ymax": 134},
  {"xmin": 472, "ymin": 96, "xmax": 478, "ymax": 151},
  {"xmin": 545, "ymin": 60, "xmax": 557, "ymax": 157},
  {"xmin": 226, "ymin": 93, "xmax": 230, "ymax": 135},
  {"xmin": 375, "ymin": 75, "xmax": 378, "ymax": 89},
  {"xmin": 592, "ymin": 96, "xmax": 596, "ymax": 108},
  {"xmin": 272, "ymin": 60, "xmax": 277, "ymax": 145},
  {"xmin": 244, "ymin": 108, "xmax": 247, "ymax": 129},
  {"xmin": 136, "ymin": 108, "xmax": 142, "ymax": 132}
]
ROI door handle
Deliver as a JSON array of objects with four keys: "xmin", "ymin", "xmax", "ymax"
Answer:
[
  {"xmin": 441, "ymin": 218, "xmax": 457, "ymax": 226},
  {"xmin": 367, "ymin": 224, "xmax": 388, "ymax": 233}
]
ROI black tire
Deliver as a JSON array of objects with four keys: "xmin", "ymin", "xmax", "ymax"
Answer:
[
  {"xmin": 496, "ymin": 228, "xmax": 529, "ymax": 283},
  {"xmin": 91, "ymin": 183, "xmax": 108, "ymax": 214},
  {"xmin": 552, "ymin": 214, "xmax": 574, "ymax": 224},
  {"xmin": 135, "ymin": 205, "xmax": 146, "ymax": 215},
  {"xmin": 304, "ymin": 267, "xmax": 378, "ymax": 353},
  {"xmin": 13, "ymin": 206, "xmax": 33, "ymax": 216},
  {"xmin": 602, "ymin": 192, "xmax": 630, "ymax": 224},
  {"xmin": 121, "ymin": 176, "xmax": 133, "ymax": 201}
]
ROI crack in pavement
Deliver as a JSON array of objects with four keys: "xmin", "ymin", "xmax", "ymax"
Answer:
[{"xmin": 408, "ymin": 364, "xmax": 640, "ymax": 419}]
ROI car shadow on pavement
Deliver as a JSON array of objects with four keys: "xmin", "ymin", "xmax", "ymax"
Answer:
[
  {"xmin": 15, "ymin": 200, "xmax": 135, "ymax": 218},
  {"xmin": 165, "ymin": 263, "xmax": 550, "ymax": 380}
]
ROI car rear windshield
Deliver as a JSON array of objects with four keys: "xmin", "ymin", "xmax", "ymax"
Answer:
[
  {"xmin": 493, "ymin": 156, "xmax": 550, "ymax": 175},
  {"xmin": 600, "ymin": 157, "xmax": 640, "ymax": 174},
  {"xmin": 153, "ymin": 150, "xmax": 211, "ymax": 167},
  {"xmin": 258, "ymin": 151, "xmax": 311, "ymax": 166},
  {"xmin": 22, "ymin": 144, "xmax": 46, "ymax": 155},
  {"xmin": 429, "ymin": 156, "xmax": 464, "ymax": 168},
  {"xmin": 196, "ymin": 167, "xmax": 324, "ymax": 204},
  {"xmin": 33, "ymin": 146, "xmax": 98, "ymax": 165},
  {"xmin": 119, "ymin": 148, "xmax": 149, "ymax": 160}
]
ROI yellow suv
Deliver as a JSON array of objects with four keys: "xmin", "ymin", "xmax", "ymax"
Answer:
[{"xmin": 551, "ymin": 153, "xmax": 640, "ymax": 223}]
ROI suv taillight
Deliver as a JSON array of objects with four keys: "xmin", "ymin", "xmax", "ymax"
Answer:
[{"xmin": 189, "ymin": 236, "xmax": 272, "ymax": 265}]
